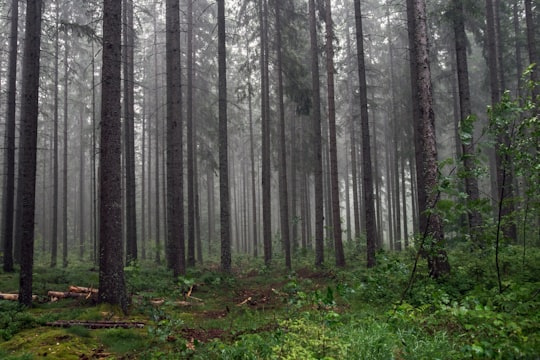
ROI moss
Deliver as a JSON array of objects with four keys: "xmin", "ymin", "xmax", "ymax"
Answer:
[{"xmin": 0, "ymin": 328, "xmax": 97, "ymax": 360}]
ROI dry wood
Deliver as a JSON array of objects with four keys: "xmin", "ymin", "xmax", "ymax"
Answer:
[
  {"xmin": 69, "ymin": 285, "xmax": 98, "ymax": 294},
  {"xmin": 47, "ymin": 291, "xmax": 97, "ymax": 300},
  {"xmin": 237, "ymin": 297, "xmax": 252, "ymax": 306},
  {"xmin": 46, "ymin": 320, "xmax": 145, "ymax": 329},
  {"xmin": 0, "ymin": 293, "xmax": 37, "ymax": 301}
]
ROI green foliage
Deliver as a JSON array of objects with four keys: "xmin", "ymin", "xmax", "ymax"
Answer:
[
  {"xmin": 65, "ymin": 325, "xmax": 91, "ymax": 338},
  {"xmin": 1, "ymin": 247, "xmax": 539, "ymax": 359},
  {"xmin": 0, "ymin": 303, "xmax": 39, "ymax": 341},
  {"xmin": 98, "ymin": 328, "xmax": 146, "ymax": 354}
]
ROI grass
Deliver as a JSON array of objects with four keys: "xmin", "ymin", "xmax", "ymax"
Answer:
[{"xmin": 0, "ymin": 247, "xmax": 539, "ymax": 359}]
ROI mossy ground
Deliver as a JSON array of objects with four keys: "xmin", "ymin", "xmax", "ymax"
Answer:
[{"xmin": 1, "ymin": 248, "xmax": 539, "ymax": 359}]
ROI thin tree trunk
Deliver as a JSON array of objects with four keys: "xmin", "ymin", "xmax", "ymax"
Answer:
[
  {"xmin": 2, "ymin": 0, "xmax": 18, "ymax": 272},
  {"xmin": 259, "ymin": 0, "xmax": 272, "ymax": 266},
  {"xmin": 453, "ymin": 0, "xmax": 483, "ymax": 243},
  {"xmin": 325, "ymin": 0, "xmax": 345, "ymax": 267},
  {"xmin": 345, "ymin": 27, "xmax": 361, "ymax": 241},
  {"xmin": 79, "ymin": 106, "xmax": 85, "ymax": 260},
  {"xmin": 187, "ymin": 0, "xmax": 196, "ymax": 268},
  {"xmin": 141, "ymin": 88, "xmax": 147, "ymax": 260},
  {"xmin": 309, "ymin": 0, "xmax": 324, "ymax": 267},
  {"xmin": 275, "ymin": 0, "xmax": 291, "ymax": 269},
  {"xmin": 153, "ymin": 6, "xmax": 161, "ymax": 264},
  {"xmin": 247, "ymin": 49, "xmax": 258, "ymax": 258},
  {"xmin": 354, "ymin": 0, "xmax": 377, "ymax": 267},
  {"xmin": 62, "ymin": 41, "xmax": 69, "ymax": 268},
  {"xmin": 124, "ymin": 0, "xmax": 137, "ymax": 264},
  {"xmin": 406, "ymin": 0, "xmax": 425, "ymax": 234},
  {"xmin": 51, "ymin": 3, "xmax": 60, "ymax": 268},
  {"xmin": 218, "ymin": 0, "xmax": 231, "ymax": 273}
]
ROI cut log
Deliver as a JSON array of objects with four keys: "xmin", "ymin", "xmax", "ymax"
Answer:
[
  {"xmin": 46, "ymin": 320, "xmax": 145, "ymax": 329},
  {"xmin": 0, "ymin": 293, "xmax": 37, "ymax": 301},
  {"xmin": 69, "ymin": 286, "xmax": 98, "ymax": 294},
  {"xmin": 47, "ymin": 291, "xmax": 97, "ymax": 300}
]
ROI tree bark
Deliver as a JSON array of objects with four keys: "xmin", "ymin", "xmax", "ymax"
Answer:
[
  {"xmin": 218, "ymin": 0, "xmax": 231, "ymax": 273},
  {"xmin": 309, "ymin": 0, "xmax": 324, "ymax": 267},
  {"xmin": 274, "ymin": 0, "xmax": 291, "ymax": 269},
  {"xmin": 124, "ymin": 0, "xmax": 137, "ymax": 264},
  {"xmin": 325, "ymin": 0, "xmax": 345, "ymax": 267},
  {"xmin": 51, "ymin": 2, "xmax": 60, "ymax": 268},
  {"xmin": 2, "ymin": 0, "xmax": 18, "ymax": 273},
  {"xmin": 259, "ymin": 0, "xmax": 272, "ymax": 266},
  {"xmin": 453, "ymin": 0, "xmax": 483, "ymax": 242},
  {"xmin": 187, "ymin": 0, "xmax": 196, "ymax": 268},
  {"xmin": 62, "ymin": 40, "xmax": 69, "ymax": 268},
  {"xmin": 413, "ymin": 0, "xmax": 450, "ymax": 278},
  {"xmin": 166, "ymin": 0, "xmax": 185, "ymax": 277},
  {"xmin": 17, "ymin": 0, "xmax": 42, "ymax": 307},
  {"xmin": 98, "ymin": 0, "xmax": 128, "ymax": 312},
  {"xmin": 354, "ymin": 0, "xmax": 377, "ymax": 267}
]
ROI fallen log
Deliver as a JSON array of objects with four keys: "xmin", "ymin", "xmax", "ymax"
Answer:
[
  {"xmin": 48, "ymin": 291, "xmax": 97, "ymax": 300},
  {"xmin": 0, "ymin": 293, "xmax": 37, "ymax": 301},
  {"xmin": 68, "ymin": 286, "xmax": 98, "ymax": 294},
  {"xmin": 46, "ymin": 320, "xmax": 145, "ymax": 329}
]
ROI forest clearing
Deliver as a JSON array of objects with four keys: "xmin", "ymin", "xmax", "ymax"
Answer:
[{"xmin": 1, "ymin": 246, "xmax": 539, "ymax": 359}]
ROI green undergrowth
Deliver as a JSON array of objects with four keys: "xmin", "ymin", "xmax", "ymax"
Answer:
[{"xmin": 1, "ymin": 247, "xmax": 539, "ymax": 359}]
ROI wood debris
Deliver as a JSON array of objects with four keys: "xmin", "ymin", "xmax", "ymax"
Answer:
[{"xmin": 45, "ymin": 320, "xmax": 145, "ymax": 329}]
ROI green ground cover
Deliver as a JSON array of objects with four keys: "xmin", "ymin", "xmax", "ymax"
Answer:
[{"xmin": 1, "ymin": 246, "xmax": 539, "ymax": 359}]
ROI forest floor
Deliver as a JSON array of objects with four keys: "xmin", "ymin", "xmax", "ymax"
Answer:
[{"xmin": 0, "ymin": 246, "xmax": 539, "ymax": 359}]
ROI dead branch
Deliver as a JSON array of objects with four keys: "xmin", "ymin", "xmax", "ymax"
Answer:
[{"xmin": 45, "ymin": 320, "xmax": 145, "ymax": 329}]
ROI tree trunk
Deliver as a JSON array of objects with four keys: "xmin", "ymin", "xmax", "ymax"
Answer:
[
  {"xmin": 453, "ymin": 0, "xmax": 483, "ymax": 243},
  {"xmin": 166, "ymin": 0, "xmax": 185, "ymax": 277},
  {"xmin": 79, "ymin": 106, "xmax": 85, "ymax": 260},
  {"xmin": 309, "ymin": 0, "xmax": 324, "ymax": 267},
  {"xmin": 524, "ymin": 0, "xmax": 539, "ymax": 97},
  {"xmin": 98, "ymin": 0, "xmax": 128, "ymax": 312},
  {"xmin": 2, "ymin": 0, "xmax": 18, "ymax": 273},
  {"xmin": 274, "ymin": 0, "xmax": 291, "ymax": 270},
  {"xmin": 17, "ymin": 0, "xmax": 42, "ymax": 307},
  {"xmin": 259, "ymin": 0, "xmax": 272, "ymax": 266},
  {"xmin": 485, "ymin": 0, "xmax": 517, "ymax": 242},
  {"xmin": 413, "ymin": 0, "xmax": 450, "ymax": 278},
  {"xmin": 406, "ymin": 0, "xmax": 425, "ymax": 234},
  {"xmin": 247, "ymin": 49, "xmax": 258, "ymax": 258},
  {"xmin": 325, "ymin": 0, "xmax": 345, "ymax": 267},
  {"xmin": 51, "ymin": 3, "xmax": 60, "ymax": 268},
  {"xmin": 124, "ymin": 0, "xmax": 137, "ymax": 264},
  {"xmin": 187, "ymin": 0, "xmax": 196, "ymax": 268},
  {"xmin": 345, "ymin": 27, "xmax": 361, "ymax": 241},
  {"xmin": 354, "ymin": 0, "xmax": 377, "ymax": 267},
  {"xmin": 153, "ymin": 5, "xmax": 161, "ymax": 265},
  {"xmin": 218, "ymin": 0, "xmax": 231, "ymax": 273},
  {"xmin": 62, "ymin": 41, "xmax": 69, "ymax": 268}
]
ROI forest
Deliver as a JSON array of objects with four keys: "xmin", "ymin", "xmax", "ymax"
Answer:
[{"xmin": 0, "ymin": 0, "xmax": 539, "ymax": 358}]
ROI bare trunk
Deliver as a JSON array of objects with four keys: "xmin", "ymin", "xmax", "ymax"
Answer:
[
  {"xmin": 98, "ymin": 0, "xmax": 128, "ymax": 312},
  {"xmin": 166, "ymin": 0, "xmax": 185, "ymax": 276},
  {"xmin": 218, "ymin": 0, "xmax": 231, "ymax": 273},
  {"xmin": 275, "ymin": 0, "xmax": 291, "ymax": 269},
  {"xmin": 354, "ymin": 0, "xmax": 377, "ymax": 267},
  {"xmin": 18, "ymin": 0, "xmax": 42, "ymax": 307},
  {"xmin": 1, "ymin": 0, "xmax": 18, "ymax": 272},
  {"xmin": 309, "ymin": 0, "xmax": 324, "ymax": 267},
  {"xmin": 414, "ymin": 0, "xmax": 450, "ymax": 278},
  {"xmin": 325, "ymin": 0, "xmax": 345, "ymax": 267}
]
